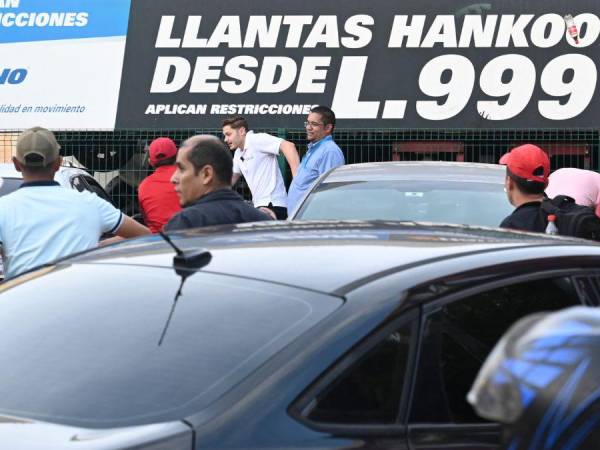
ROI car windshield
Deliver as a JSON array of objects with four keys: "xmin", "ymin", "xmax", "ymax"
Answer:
[
  {"xmin": 0, "ymin": 265, "xmax": 341, "ymax": 428},
  {"xmin": 0, "ymin": 178, "xmax": 23, "ymax": 197},
  {"xmin": 295, "ymin": 180, "xmax": 513, "ymax": 227}
]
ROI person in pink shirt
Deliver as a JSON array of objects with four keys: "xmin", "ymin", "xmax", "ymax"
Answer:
[{"xmin": 546, "ymin": 168, "xmax": 600, "ymax": 217}]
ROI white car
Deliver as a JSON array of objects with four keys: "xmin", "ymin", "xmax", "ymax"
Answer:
[{"xmin": 0, "ymin": 162, "xmax": 114, "ymax": 204}]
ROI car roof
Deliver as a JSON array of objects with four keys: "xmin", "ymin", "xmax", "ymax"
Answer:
[
  {"xmin": 61, "ymin": 221, "xmax": 596, "ymax": 295},
  {"xmin": 321, "ymin": 161, "xmax": 506, "ymax": 183}
]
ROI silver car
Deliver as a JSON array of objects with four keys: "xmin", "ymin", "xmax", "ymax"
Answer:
[{"xmin": 290, "ymin": 161, "xmax": 513, "ymax": 228}]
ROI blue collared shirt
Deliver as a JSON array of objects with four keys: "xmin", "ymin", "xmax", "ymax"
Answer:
[{"xmin": 287, "ymin": 135, "xmax": 345, "ymax": 215}]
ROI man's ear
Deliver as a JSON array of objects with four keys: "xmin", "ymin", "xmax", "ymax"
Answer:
[
  {"xmin": 506, "ymin": 176, "xmax": 514, "ymax": 191},
  {"xmin": 12, "ymin": 156, "xmax": 23, "ymax": 173},
  {"xmin": 324, "ymin": 123, "xmax": 334, "ymax": 134},
  {"xmin": 52, "ymin": 156, "xmax": 62, "ymax": 172},
  {"xmin": 201, "ymin": 164, "xmax": 214, "ymax": 185}
]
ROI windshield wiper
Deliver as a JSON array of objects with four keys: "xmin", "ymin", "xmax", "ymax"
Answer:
[{"xmin": 157, "ymin": 231, "xmax": 212, "ymax": 346}]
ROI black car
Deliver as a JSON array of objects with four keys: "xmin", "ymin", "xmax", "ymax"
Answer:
[{"xmin": 0, "ymin": 221, "xmax": 599, "ymax": 449}]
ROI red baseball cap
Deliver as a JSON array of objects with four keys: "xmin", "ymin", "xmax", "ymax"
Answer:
[
  {"xmin": 499, "ymin": 144, "xmax": 550, "ymax": 185},
  {"xmin": 148, "ymin": 137, "xmax": 177, "ymax": 166}
]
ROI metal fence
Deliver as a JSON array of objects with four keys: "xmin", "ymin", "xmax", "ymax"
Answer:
[{"xmin": 1, "ymin": 128, "xmax": 598, "ymax": 214}]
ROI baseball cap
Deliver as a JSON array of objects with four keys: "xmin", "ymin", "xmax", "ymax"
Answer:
[
  {"xmin": 148, "ymin": 137, "xmax": 177, "ymax": 166},
  {"xmin": 16, "ymin": 126, "xmax": 61, "ymax": 166},
  {"xmin": 499, "ymin": 144, "xmax": 550, "ymax": 185}
]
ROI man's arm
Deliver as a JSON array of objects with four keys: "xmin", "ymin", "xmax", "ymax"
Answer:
[
  {"xmin": 115, "ymin": 215, "xmax": 151, "ymax": 238},
  {"xmin": 318, "ymin": 149, "xmax": 345, "ymax": 175},
  {"xmin": 279, "ymin": 140, "xmax": 300, "ymax": 177},
  {"xmin": 231, "ymin": 172, "xmax": 241, "ymax": 186}
]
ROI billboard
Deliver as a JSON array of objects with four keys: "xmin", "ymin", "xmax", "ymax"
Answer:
[{"xmin": 3, "ymin": 0, "xmax": 600, "ymax": 129}]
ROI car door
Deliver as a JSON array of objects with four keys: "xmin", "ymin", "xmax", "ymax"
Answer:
[
  {"xmin": 292, "ymin": 309, "xmax": 419, "ymax": 450},
  {"xmin": 407, "ymin": 273, "xmax": 587, "ymax": 449}
]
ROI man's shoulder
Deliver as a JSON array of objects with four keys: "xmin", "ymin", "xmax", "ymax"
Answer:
[
  {"xmin": 324, "ymin": 138, "xmax": 342, "ymax": 151},
  {"xmin": 247, "ymin": 131, "xmax": 281, "ymax": 147},
  {"xmin": 165, "ymin": 204, "xmax": 209, "ymax": 230},
  {"xmin": 138, "ymin": 172, "xmax": 165, "ymax": 193}
]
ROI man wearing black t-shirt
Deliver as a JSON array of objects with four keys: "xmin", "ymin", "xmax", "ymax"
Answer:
[{"xmin": 498, "ymin": 144, "xmax": 550, "ymax": 233}]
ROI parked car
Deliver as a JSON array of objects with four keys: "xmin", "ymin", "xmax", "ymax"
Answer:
[
  {"xmin": 290, "ymin": 161, "xmax": 513, "ymax": 227},
  {"xmin": 0, "ymin": 162, "xmax": 114, "ymax": 205},
  {"xmin": 0, "ymin": 221, "xmax": 598, "ymax": 449}
]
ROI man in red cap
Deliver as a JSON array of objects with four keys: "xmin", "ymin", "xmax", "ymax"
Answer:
[
  {"xmin": 138, "ymin": 137, "xmax": 182, "ymax": 233},
  {"xmin": 498, "ymin": 144, "xmax": 550, "ymax": 232}
]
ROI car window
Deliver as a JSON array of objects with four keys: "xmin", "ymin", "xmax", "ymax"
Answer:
[
  {"xmin": 304, "ymin": 319, "xmax": 413, "ymax": 425},
  {"xmin": 0, "ymin": 265, "xmax": 342, "ymax": 428},
  {"xmin": 411, "ymin": 276, "xmax": 581, "ymax": 424},
  {"xmin": 0, "ymin": 178, "xmax": 23, "ymax": 197},
  {"xmin": 294, "ymin": 180, "xmax": 513, "ymax": 227}
]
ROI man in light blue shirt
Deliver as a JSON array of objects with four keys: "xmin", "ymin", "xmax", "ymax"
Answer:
[
  {"xmin": 0, "ymin": 127, "xmax": 150, "ymax": 278},
  {"xmin": 287, "ymin": 106, "xmax": 345, "ymax": 215}
]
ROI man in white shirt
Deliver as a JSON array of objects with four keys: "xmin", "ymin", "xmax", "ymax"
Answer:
[
  {"xmin": 222, "ymin": 116, "xmax": 299, "ymax": 219},
  {"xmin": 0, "ymin": 126, "xmax": 150, "ymax": 278}
]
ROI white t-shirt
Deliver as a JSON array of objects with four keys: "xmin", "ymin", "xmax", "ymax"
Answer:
[
  {"xmin": 232, "ymin": 131, "xmax": 287, "ymax": 207},
  {"xmin": 0, "ymin": 183, "xmax": 123, "ymax": 278}
]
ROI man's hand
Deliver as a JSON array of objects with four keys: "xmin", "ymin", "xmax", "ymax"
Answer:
[{"xmin": 258, "ymin": 207, "xmax": 277, "ymax": 220}]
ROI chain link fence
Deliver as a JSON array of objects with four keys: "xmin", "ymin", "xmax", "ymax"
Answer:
[{"xmin": 1, "ymin": 128, "xmax": 598, "ymax": 214}]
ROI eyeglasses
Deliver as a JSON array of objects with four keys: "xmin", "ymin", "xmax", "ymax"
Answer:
[{"xmin": 304, "ymin": 121, "xmax": 324, "ymax": 128}]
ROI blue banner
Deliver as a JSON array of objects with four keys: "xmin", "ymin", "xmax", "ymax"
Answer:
[{"xmin": 0, "ymin": 0, "xmax": 131, "ymax": 43}]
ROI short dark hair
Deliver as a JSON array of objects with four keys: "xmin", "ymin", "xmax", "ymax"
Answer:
[
  {"xmin": 20, "ymin": 154, "xmax": 56, "ymax": 176},
  {"xmin": 222, "ymin": 116, "xmax": 248, "ymax": 131},
  {"xmin": 153, "ymin": 155, "xmax": 176, "ymax": 168},
  {"xmin": 186, "ymin": 137, "xmax": 233, "ymax": 185},
  {"xmin": 310, "ymin": 106, "xmax": 336, "ymax": 131},
  {"xmin": 507, "ymin": 168, "xmax": 545, "ymax": 195}
]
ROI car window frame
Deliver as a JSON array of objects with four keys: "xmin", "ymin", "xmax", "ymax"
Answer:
[
  {"xmin": 70, "ymin": 174, "xmax": 115, "ymax": 205},
  {"xmin": 406, "ymin": 268, "xmax": 593, "ymax": 444},
  {"xmin": 289, "ymin": 168, "xmax": 335, "ymax": 219},
  {"xmin": 290, "ymin": 307, "xmax": 419, "ymax": 436}
]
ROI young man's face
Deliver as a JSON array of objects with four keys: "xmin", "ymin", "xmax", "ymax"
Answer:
[
  {"xmin": 305, "ymin": 112, "xmax": 331, "ymax": 143},
  {"xmin": 171, "ymin": 146, "xmax": 210, "ymax": 206},
  {"xmin": 222, "ymin": 125, "xmax": 245, "ymax": 151}
]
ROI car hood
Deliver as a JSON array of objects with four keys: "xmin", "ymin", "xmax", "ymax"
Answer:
[{"xmin": 0, "ymin": 415, "xmax": 192, "ymax": 450}]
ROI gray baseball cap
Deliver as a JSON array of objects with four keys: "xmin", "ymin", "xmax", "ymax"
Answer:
[{"xmin": 16, "ymin": 127, "xmax": 61, "ymax": 166}]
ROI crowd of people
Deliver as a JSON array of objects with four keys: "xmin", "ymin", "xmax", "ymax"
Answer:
[
  {"xmin": 3, "ymin": 105, "xmax": 600, "ymax": 280},
  {"xmin": 0, "ymin": 105, "xmax": 345, "ymax": 279},
  {"xmin": 498, "ymin": 143, "xmax": 600, "ymax": 238}
]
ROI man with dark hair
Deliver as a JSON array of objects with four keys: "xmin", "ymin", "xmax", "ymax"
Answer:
[
  {"xmin": 287, "ymin": 105, "xmax": 345, "ymax": 215},
  {"xmin": 0, "ymin": 126, "xmax": 150, "ymax": 278},
  {"xmin": 164, "ymin": 135, "xmax": 271, "ymax": 231},
  {"xmin": 498, "ymin": 144, "xmax": 550, "ymax": 232},
  {"xmin": 138, "ymin": 137, "xmax": 182, "ymax": 232},
  {"xmin": 222, "ymin": 116, "xmax": 299, "ymax": 220}
]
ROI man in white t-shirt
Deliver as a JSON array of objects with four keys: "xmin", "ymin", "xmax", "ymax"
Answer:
[
  {"xmin": 0, "ymin": 127, "xmax": 150, "ymax": 279},
  {"xmin": 222, "ymin": 116, "xmax": 299, "ymax": 219}
]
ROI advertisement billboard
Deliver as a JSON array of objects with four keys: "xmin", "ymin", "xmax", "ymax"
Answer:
[{"xmin": 3, "ymin": 0, "xmax": 600, "ymax": 129}]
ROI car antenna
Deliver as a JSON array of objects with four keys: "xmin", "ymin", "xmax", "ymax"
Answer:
[{"xmin": 157, "ymin": 231, "xmax": 212, "ymax": 346}]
